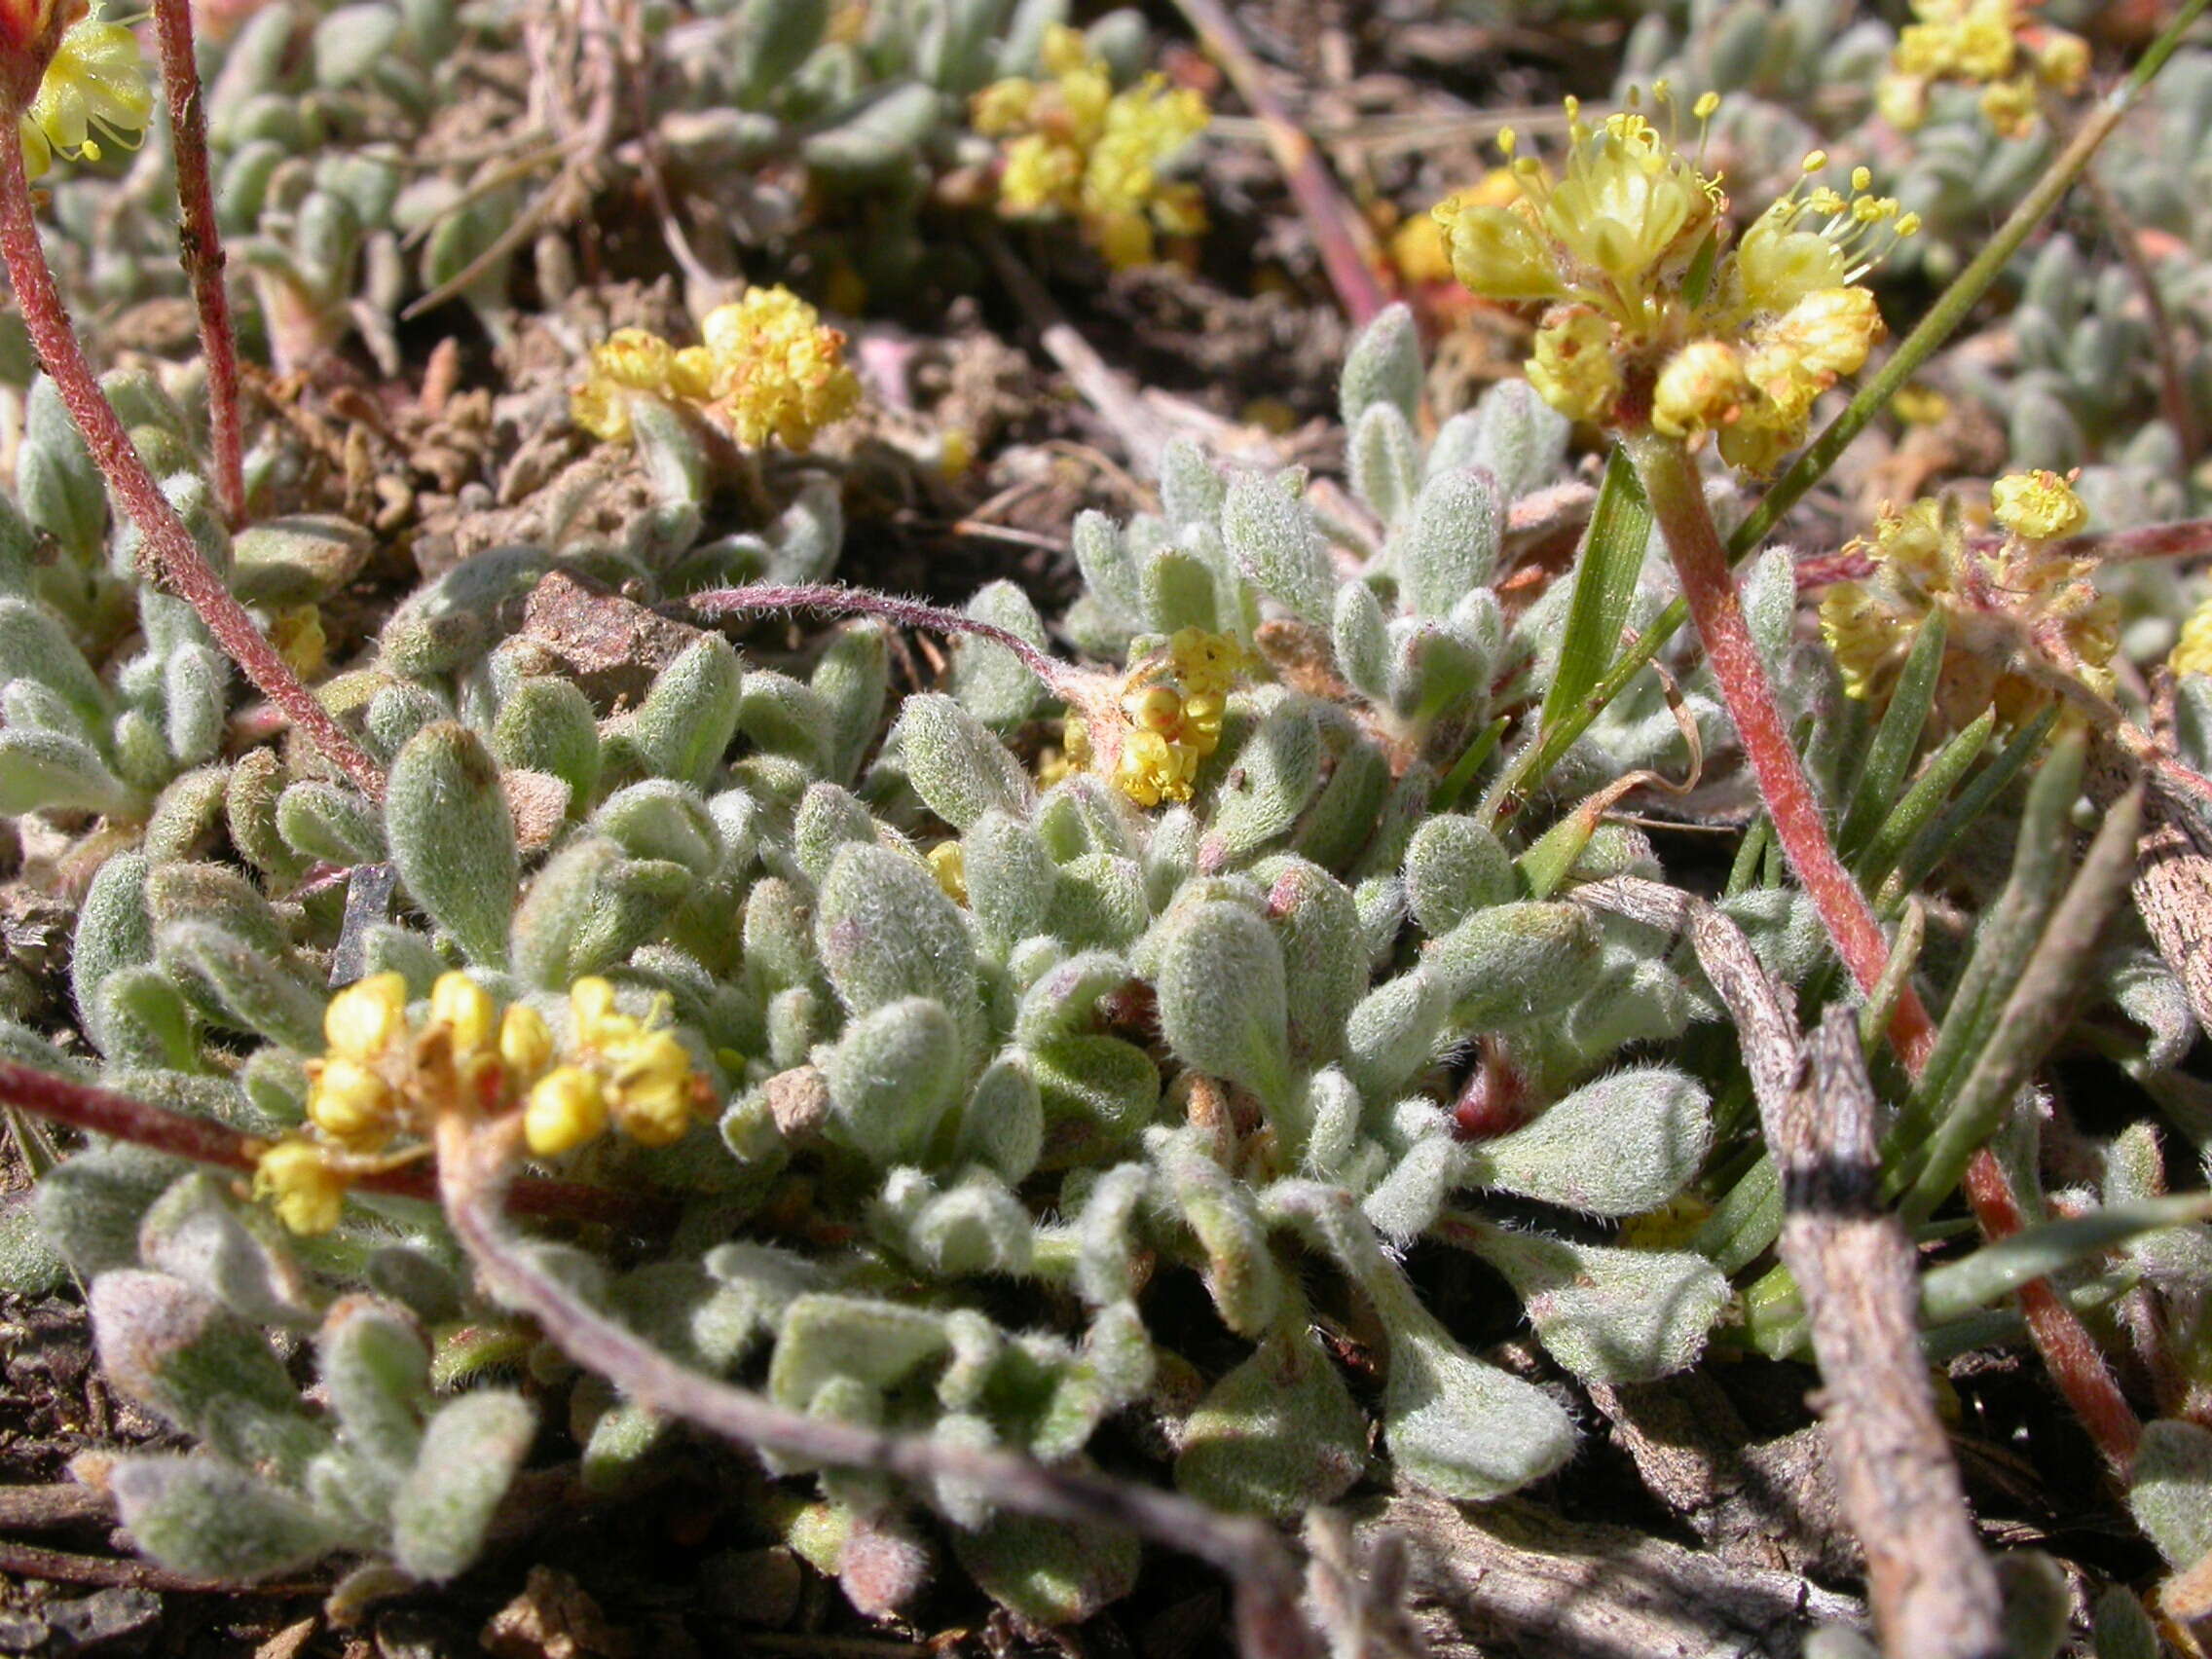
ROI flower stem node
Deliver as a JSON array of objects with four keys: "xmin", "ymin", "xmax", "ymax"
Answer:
[{"xmin": 1821, "ymin": 473, "xmax": 2116, "ymax": 731}]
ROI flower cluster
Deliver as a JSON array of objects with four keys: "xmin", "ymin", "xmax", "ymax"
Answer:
[
  {"xmin": 970, "ymin": 24, "xmax": 1208, "ymax": 271},
  {"xmin": 1819, "ymin": 470, "xmax": 2116, "ymax": 732},
  {"xmin": 1068, "ymin": 626, "xmax": 1250, "ymax": 808},
  {"xmin": 1434, "ymin": 92, "xmax": 1915, "ymax": 472},
  {"xmin": 522, "ymin": 977, "xmax": 710, "ymax": 1156},
  {"xmin": 253, "ymin": 972, "xmax": 710, "ymax": 1233},
  {"xmin": 1879, "ymin": 0, "xmax": 2090, "ymax": 138},
  {"xmin": 571, "ymin": 286, "xmax": 862, "ymax": 451},
  {"xmin": 14, "ymin": 4, "xmax": 150, "ymax": 180}
]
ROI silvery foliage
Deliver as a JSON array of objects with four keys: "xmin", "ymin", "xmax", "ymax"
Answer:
[{"xmin": 36, "ymin": 309, "xmax": 1737, "ymax": 1623}]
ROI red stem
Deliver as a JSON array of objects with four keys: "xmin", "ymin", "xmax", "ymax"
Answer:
[
  {"xmin": 0, "ymin": 1058, "xmax": 656, "ymax": 1228},
  {"xmin": 1631, "ymin": 430, "xmax": 2143, "ymax": 1469},
  {"xmin": 1631, "ymin": 432, "xmax": 1939, "ymax": 1071},
  {"xmin": 151, "ymin": 0, "xmax": 246, "ymax": 530},
  {"xmin": 0, "ymin": 120, "xmax": 383, "ymax": 798}
]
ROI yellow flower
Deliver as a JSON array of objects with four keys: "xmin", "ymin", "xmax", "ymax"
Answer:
[
  {"xmin": 306, "ymin": 1056, "xmax": 393, "ymax": 1146},
  {"xmin": 2171, "ymin": 592, "xmax": 2212, "ymax": 680},
  {"xmin": 499, "ymin": 1003, "xmax": 553, "ymax": 1080},
  {"xmin": 1882, "ymin": 0, "xmax": 2083, "ymax": 136},
  {"xmin": 700, "ymin": 286, "xmax": 863, "ymax": 451},
  {"xmin": 1438, "ymin": 92, "xmax": 1725, "ymax": 337},
  {"xmin": 1978, "ymin": 76, "xmax": 2039, "ymax": 139},
  {"xmin": 569, "ymin": 976, "xmax": 620, "ymax": 1046},
  {"xmin": 430, "ymin": 971, "xmax": 496, "ymax": 1057},
  {"xmin": 1820, "ymin": 486, "xmax": 2116, "ymax": 731},
  {"xmin": 928, "ymin": 841, "xmax": 968, "ymax": 903},
  {"xmin": 1526, "ymin": 307, "xmax": 1621, "ymax": 424},
  {"xmin": 1168, "ymin": 628, "xmax": 1248, "ymax": 696},
  {"xmin": 571, "ymin": 375, "xmax": 634, "ymax": 444},
  {"xmin": 18, "ymin": 6, "xmax": 149, "ymax": 181},
  {"xmin": 594, "ymin": 328, "xmax": 675, "ymax": 392},
  {"xmin": 606, "ymin": 1028, "xmax": 700, "ymax": 1147},
  {"xmin": 974, "ymin": 26, "xmax": 1209, "ymax": 269},
  {"xmin": 2034, "ymin": 30, "xmax": 2090, "ymax": 93},
  {"xmin": 254, "ymin": 1140, "xmax": 350, "ymax": 1236},
  {"xmin": 525, "ymin": 1065, "xmax": 609, "ymax": 1158},
  {"xmin": 1990, "ymin": 469, "xmax": 2086, "ymax": 540},
  {"xmin": 1650, "ymin": 340, "xmax": 1749, "ymax": 440},
  {"xmin": 325, "ymin": 972, "xmax": 408, "ymax": 1065}
]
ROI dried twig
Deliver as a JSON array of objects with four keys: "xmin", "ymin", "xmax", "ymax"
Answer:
[
  {"xmin": 1164, "ymin": 0, "xmax": 1388, "ymax": 325},
  {"xmin": 1781, "ymin": 1010, "xmax": 2009, "ymax": 1659},
  {"xmin": 1578, "ymin": 880, "xmax": 2005, "ymax": 1659},
  {"xmin": 0, "ymin": 1536, "xmax": 313, "ymax": 1592},
  {"xmin": 980, "ymin": 231, "xmax": 1181, "ymax": 471},
  {"xmin": 432, "ymin": 1112, "xmax": 1320, "ymax": 1659},
  {"xmin": 683, "ymin": 582, "xmax": 1088, "ymax": 699}
]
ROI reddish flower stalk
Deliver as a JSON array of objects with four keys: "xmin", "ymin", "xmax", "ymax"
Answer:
[
  {"xmin": 1630, "ymin": 429, "xmax": 2143, "ymax": 1471},
  {"xmin": 0, "ymin": 1057, "xmax": 659, "ymax": 1228},
  {"xmin": 1630, "ymin": 431, "xmax": 1939, "ymax": 1071},
  {"xmin": 151, "ymin": 0, "xmax": 246, "ymax": 529},
  {"xmin": 0, "ymin": 118, "xmax": 385, "ymax": 798}
]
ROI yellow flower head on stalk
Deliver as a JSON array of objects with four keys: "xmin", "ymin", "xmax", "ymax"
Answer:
[
  {"xmin": 1088, "ymin": 627, "xmax": 1252, "ymax": 807},
  {"xmin": 1880, "ymin": 0, "xmax": 2089, "ymax": 136},
  {"xmin": 557, "ymin": 976, "xmax": 710, "ymax": 1150},
  {"xmin": 1439, "ymin": 96, "xmax": 1914, "ymax": 473},
  {"xmin": 1435, "ymin": 88, "xmax": 1725, "ymax": 333},
  {"xmin": 971, "ymin": 24, "xmax": 1209, "ymax": 270},
  {"xmin": 700, "ymin": 286, "xmax": 863, "ymax": 451},
  {"xmin": 1820, "ymin": 471, "xmax": 2117, "ymax": 732},
  {"xmin": 16, "ymin": 5, "xmax": 150, "ymax": 181},
  {"xmin": 571, "ymin": 287, "xmax": 861, "ymax": 452},
  {"xmin": 265, "ymin": 970, "xmax": 718, "ymax": 1233}
]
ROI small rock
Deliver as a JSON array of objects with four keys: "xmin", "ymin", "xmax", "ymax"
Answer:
[{"xmin": 519, "ymin": 571, "xmax": 704, "ymax": 709}]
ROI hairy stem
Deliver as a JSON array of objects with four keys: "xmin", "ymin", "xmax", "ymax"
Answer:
[
  {"xmin": 151, "ymin": 0, "xmax": 246, "ymax": 529},
  {"xmin": 0, "ymin": 123, "xmax": 384, "ymax": 797},
  {"xmin": 1631, "ymin": 431, "xmax": 1937, "ymax": 1070},
  {"xmin": 1631, "ymin": 431, "xmax": 2142, "ymax": 1470},
  {"xmin": 0, "ymin": 1059, "xmax": 654, "ymax": 1228},
  {"xmin": 433, "ymin": 1113, "xmax": 1319, "ymax": 1659},
  {"xmin": 685, "ymin": 582, "xmax": 1088, "ymax": 700}
]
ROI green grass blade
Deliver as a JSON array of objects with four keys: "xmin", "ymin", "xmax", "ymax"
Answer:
[
  {"xmin": 1538, "ymin": 447, "xmax": 1652, "ymax": 738},
  {"xmin": 1835, "ymin": 609, "xmax": 1946, "ymax": 863},
  {"xmin": 1856, "ymin": 709, "xmax": 1996, "ymax": 889}
]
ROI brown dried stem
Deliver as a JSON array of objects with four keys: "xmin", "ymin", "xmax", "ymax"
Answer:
[
  {"xmin": 1782, "ymin": 1009, "xmax": 2009, "ymax": 1659},
  {"xmin": 150, "ymin": 0, "xmax": 246, "ymax": 529},
  {"xmin": 432, "ymin": 1111, "xmax": 1320, "ymax": 1659},
  {"xmin": 1577, "ymin": 880, "xmax": 2007, "ymax": 1659},
  {"xmin": 0, "ymin": 121, "xmax": 385, "ymax": 798}
]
